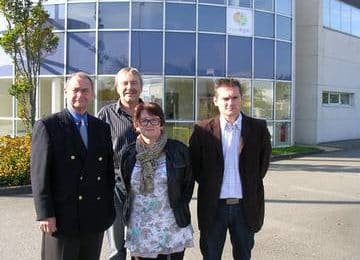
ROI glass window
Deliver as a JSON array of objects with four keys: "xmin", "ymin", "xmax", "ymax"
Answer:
[
  {"xmin": 239, "ymin": 79, "xmax": 251, "ymax": 116},
  {"xmin": 132, "ymin": 2, "xmax": 163, "ymax": 30},
  {"xmin": 198, "ymin": 34, "xmax": 226, "ymax": 76},
  {"xmin": 0, "ymin": 13, "xmax": 7, "ymax": 32},
  {"xmin": 0, "ymin": 47, "xmax": 13, "ymax": 77},
  {"xmin": 166, "ymin": 3, "xmax": 195, "ymax": 30},
  {"xmin": 255, "ymin": 11, "xmax": 274, "ymax": 38},
  {"xmin": 41, "ymin": 32, "xmax": 64, "ymax": 75},
  {"xmin": 39, "ymin": 78, "xmax": 64, "ymax": 118},
  {"xmin": 0, "ymin": 79, "xmax": 13, "ymax": 117},
  {"xmin": 267, "ymin": 121, "xmax": 274, "ymax": 144},
  {"xmin": 16, "ymin": 120, "xmax": 27, "ymax": 136},
  {"xmin": 97, "ymin": 77, "xmax": 117, "ymax": 111},
  {"xmin": 165, "ymin": 78, "xmax": 194, "ymax": 120},
  {"xmin": 67, "ymin": 32, "xmax": 96, "ymax": 74},
  {"xmin": 352, "ymin": 8, "xmax": 360, "ymax": 37},
  {"xmin": 253, "ymin": 81, "xmax": 273, "ymax": 119},
  {"xmin": 330, "ymin": 0, "xmax": 341, "ymax": 30},
  {"xmin": 165, "ymin": 33, "xmax": 195, "ymax": 76},
  {"xmin": 254, "ymin": 0, "xmax": 273, "ymax": 11},
  {"xmin": 275, "ymin": 82, "xmax": 290, "ymax": 120},
  {"xmin": 228, "ymin": 0, "xmax": 253, "ymax": 8},
  {"xmin": 98, "ymin": 32, "xmax": 129, "ymax": 75},
  {"xmin": 67, "ymin": 3, "xmax": 96, "ymax": 29},
  {"xmin": 329, "ymin": 92, "xmax": 339, "ymax": 103},
  {"xmin": 199, "ymin": 0, "xmax": 225, "ymax": 4},
  {"xmin": 131, "ymin": 32, "xmax": 163, "ymax": 75},
  {"xmin": 0, "ymin": 120, "xmax": 13, "ymax": 136},
  {"xmin": 277, "ymin": 15, "xmax": 291, "ymax": 41},
  {"xmin": 165, "ymin": 122, "xmax": 193, "ymax": 145},
  {"xmin": 254, "ymin": 38, "xmax": 274, "ymax": 79},
  {"xmin": 274, "ymin": 121, "xmax": 290, "ymax": 146},
  {"xmin": 341, "ymin": 3, "xmax": 351, "ymax": 33},
  {"xmin": 197, "ymin": 78, "xmax": 218, "ymax": 120},
  {"xmin": 228, "ymin": 36, "xmax": 252, "ymax": 78},
  {"xmin": 340, "ymin": 93, "xmax": 351, "ymax": 105},
  {"xmin": 276, "ymin": 0, "xmax": 291, "ymax": 16},
  {"xmin": 198, "ymin": 6, "xmax": 226, "ymax": 33},
  {"xmin": 276, "ymin": 41, "xmax": 292, "ymax": 80},
  {"xmin": 322, "ymin": 91, "xmax": 329, "ymax": 104},
  {"xmin": 323, "ymin": 0, "xmax": 330, "ymax": 27},
  {"xmin": 98, "ymin": 2, "xmax": 129, "ymax": 29},
  {"xmin": 141, "ymin": 77, "xmax": 164, "ymax": 105},
  {"xmin": 44, "ymin": 4, "xmax": 65, "ymax": 30}
]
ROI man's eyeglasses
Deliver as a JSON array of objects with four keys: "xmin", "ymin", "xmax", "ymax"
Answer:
[{"xmin": 139, "ymin": 119, "xmax": 161, "ymax": 127}]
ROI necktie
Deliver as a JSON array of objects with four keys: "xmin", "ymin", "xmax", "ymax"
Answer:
[{"xmin": 79, "ymin": 118, "xmax": 88, "ymax": 149}]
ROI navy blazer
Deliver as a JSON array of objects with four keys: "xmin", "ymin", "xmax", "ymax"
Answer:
[{"xmin": 30, "ymin": 109, "xmax": 115, "ymax": 235}]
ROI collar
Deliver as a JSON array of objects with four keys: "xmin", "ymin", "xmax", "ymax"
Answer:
[
  {"xmin": 220, "ymin": 113, "xmax": 242, "ymax": 131},
  {"xmin": 116, "ymin": 98, "xmax": 144, "ymax": 114},
  {"xmin": 67, "ymin": 107, "xmax": 88, "ymax": 124}
]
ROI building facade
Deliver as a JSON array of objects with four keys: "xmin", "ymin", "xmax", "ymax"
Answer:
[{"xmin": 0, "ymin": 0, "xmax": 293, "ymax": 147}]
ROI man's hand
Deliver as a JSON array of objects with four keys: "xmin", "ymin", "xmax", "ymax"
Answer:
[{"xmin": 39, "ymin": 217, "xmax": 57, "ymax": 234}]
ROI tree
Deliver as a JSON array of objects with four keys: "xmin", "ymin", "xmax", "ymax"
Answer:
[{"xmin": 0, "ymin": 0, "xmax": 58, "ymax": 133}]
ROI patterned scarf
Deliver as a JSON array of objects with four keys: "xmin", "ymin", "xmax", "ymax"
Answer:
[{"xmin": 135, "ymin": 133, "xmax": 167, "ymax": 195}]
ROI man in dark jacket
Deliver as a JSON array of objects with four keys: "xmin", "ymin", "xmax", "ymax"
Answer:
[
  {"xmin": 31, "ymin": 72, "xmax": 115, "ymax": 260},
  {"xmin": 189, "ymin": 78, "xmax": 271, "ymax": 260}
]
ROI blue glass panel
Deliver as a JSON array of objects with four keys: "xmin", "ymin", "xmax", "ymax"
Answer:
[
  {"xmin": 254, "ymin": 38, "xmax": 274, "ymax": 79},
  {"xmin": 41, "ymin": 32, "xmax": 64, "ymax": 75},
  {"xmin": 277, "ymin": 15, "xmax": 291, "ymax": 41},
  {"xmin": 254, "ymin": 0, "xmax": 273, "ymax": 11},
  {"xmin": 165, "ymin": 33, "xmax": 195, "ymax": 75},
  {"xmin": 199, "ymin": 0, "xmax": 225, "ymax": 4},
  {"xmin": 44, "ymin": 4, "xmax": 65, "ymax": 30},
  {"xmin": 229, "ymin": 0, "xmax": 253, "ymax": 8},
  {"xmin": 323, "ymin": 0, "xmax": 330, "ymax": 27},
  {"xmin": 228, "ymin": 36, "xmax": 252, "ymax": 78},
  {"xmin": 132, "ymin": 2, "xmax": 163, "ymax": 29},
  {"xmin": 131, "ymin": 32, "xmax": 162, "ymax": 75},
  {"xmin": 198, "ymin": 34, "xmax": 225, "ymax": 76},
  {"xmin": 255, "ymin": 11, "xmax": 274, "ymax": 38},
  {"xmin": 99, "ymin": 2, "xmax": 129, "ymax": 29},
  {"xmin": 166, "ymin": 3, "xmax": 195, "ymax": 30},
  {"xmin": 67, "ymin": 32, "xmax": 95, "ymax": 74},
  {"xmin": 276, "ymin": 41, "xmax": 291, "ymax": 80},
  {"xmin": 0, "ymin": 47, "xmax": 12, "ymax": 77},
  {"xmin": 67, "ymin": 3, "xmax": 96, "ymax": 29},
  {"xmin": 276, "ymin": 0, "xmax": 291, "ymax": 16},
  {"xmin": 330, "ymin": 0, "xmax": 341, "ymax": 30},
  {"xmin": 98, "ymin": 32, "xmax": 129, "ymax": 75},
  {"xmin": 198, "ymin": 5, "xmax": 226, "ymax": 33}
]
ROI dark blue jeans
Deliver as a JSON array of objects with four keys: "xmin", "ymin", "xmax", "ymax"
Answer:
[{"xmin": 200, "ymin": 200, "xmax": 255, "ymax": 260}]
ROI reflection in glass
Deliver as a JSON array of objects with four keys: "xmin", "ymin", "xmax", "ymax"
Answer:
[
  {"xmin": 254, "ymin": 39, "xmax": 274, "ymax": 79},
  {"xmin": 141, "ymin": 77, "xmax": 163, "ymax": 105},
  {"xmin": 275, "ymin": 82, "xmax": 290, "ymax": 120},
  {"xmin": 198, "ymin": 6, "xmax": 226, "ymax": 33},
  {"xmin": 41, "ymin": 32, "xmax": 64, "ymax": 75},
  {"xmin": 165, "ymin": 123, "xmax": 194, "ymax": 145},
  {"xmin": 276, "ymin": 15, "xmax": 291, "ymax": 41},
  {"xmin": 253, "ymin": 81, "xmax": 273, "ymax": 119},
  {"xmin": 165, "ymin": 33, "xmax": 195, "ymax": 76},
  {"xmin": 330, "ymin": 0, "xmax": 340, "ymax": 30},
  {"xmin": 0, "ymin": 47, "xmax": 12, "ymax": 77},
  {"xmin": 228, "ymin": 0, "xmax": 252, "ymax": 8},
  {"xmin": 254, "ymin": 0, "xmax": 273, "ymax": 11},
  {"xmin": 199, "ymin": 0, "xmax": 225, "ymax": 4},
  {"xmin": 198, "ymin": 34, "xmax": 225, "ymax": 76},
  {"xmin": 322, "ymin": 92, "xmax": 329, "ymax": 104},
  {"xmin": 255, "ymin": 11, "xmax": 274, "ymax": 38},
  {"xmin": 341, "ymin": 3, "xmax": 351, "ymax": 33},
  {"xmin": 267, "ymin": 121, "xmax": 274, "ymax": 144},
  {"xmin": 239, "ymin": 79, "xmax": 251, "ymax": 116},
  {"xmin": 98, "ymin": 32, "xmax": 128, "ymax": 74},
  {"xmin": 132, "ymin": 2, "xmax": 163, "ymax": 29},
  {"xmin": 97, "ymin": 77, "xmax": 117, "ymax": 111},
  {"xmin": 197, "ymin": 78, "xmax": 218, "ymax": 120},
  {"xmin": 276, "ymin": 0, "xmax": 291, "ymax": 16},
  {"xmin": 275, "ymin": 121, "xmax": 290, "ymax": 146},
  {"xmin": 131, "ymin": 32, "xmax": 163, "ymax": 75},
  {"xmin": 352, "ymin": 8, "xmax": 360, "ymax": 37},
  {"xmin": 44, "ymin": 4, "xmax": 65, "ymax": 30},
  {"xmin": 276, "ymin": 41, "xmax": 291, "ymax": 80},
  {"xmin": 99, "ymin": 2, "xmax": 129, "ymax": 29},
  {"xmin": 0, "ymin": 120, "xmax": 13, "ymax": 136},
  {"xmin": 39, "ymin": 78, "xmax": 64, "ymax": 118},
  {"xmin": 67, "ymin": 3, "xmax": 96, "ymax": 29},
  {"xmin": 0, "ymin": 79, "xmax": 13, "ymax": 117},
  {"xmin": 228, "ymin": 36, "xmax": 252, "ymax": 78},
  {"xmin": 166, "ymin": 3, "xmax": 195, "ymax": 30},
  {"xmin": 67, "ymin": 32, "xmax": 96, "ymax": 74},
  {"xmin": 323, "ymin": 0, "xmax": 330, "ymax": 27},
  {"xmin": 165, "ymin": 78, "xmax": 194, "ymax": 120}
]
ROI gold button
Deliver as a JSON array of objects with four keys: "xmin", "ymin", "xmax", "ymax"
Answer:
[
  {"xmin": 97, "ymin": 176, "xmax": 101, "ymax": 181},
  {"xmin": 97, "ymin": 196, "xmax": 101, "ymax": 201},
  {"xmin": 78, "ymin": 195, "xmax": 83, "ymax": 200},
  {"xmin": 71, "ymin": 155, "xmax": 76, "ymax": 160},
  {"xmin": 80, "ymin": 176, "xmax": 83, "ymax": 181},
  {"xmin": 98, "ymin": 157, "xmax": 103, "ymax": 161}
]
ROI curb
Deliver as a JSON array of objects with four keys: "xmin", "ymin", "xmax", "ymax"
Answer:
[
  {"xmin": 0, "ymin": 185, "xmax": 32, "ymax": 196},
  {"xmin": 271, "ymin": 150, "xmax": 325, "ymax": 162}
]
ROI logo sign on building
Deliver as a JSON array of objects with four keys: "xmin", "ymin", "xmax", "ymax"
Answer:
[{"xmin": 227, "ymin": 7, "xmax": 253, "ymax": 36}]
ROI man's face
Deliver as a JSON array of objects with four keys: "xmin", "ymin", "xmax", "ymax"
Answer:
[
  {"xmin": 116, "ymin": 72, "xmax": 142, "ymax": 105},
  {"xmin": 64, "ymin": 76, "xmax": 94, "ymax": 114},
  {"xmin": 213, "ymin": 85, "xmax": 242, "ymax": 121}
]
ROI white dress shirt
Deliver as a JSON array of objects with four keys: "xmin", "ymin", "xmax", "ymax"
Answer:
[{"xmin": 219, "ymin": 114, "xmax": 243, "ymax": 199}]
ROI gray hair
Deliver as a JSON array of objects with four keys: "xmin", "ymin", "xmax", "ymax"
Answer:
[
  {"xmin": 65, "ymin": 72, "xmax": 94, "ymax": 91},
  {"xmin": 114, "ymin": 67, "xmax": 143, "ymax": 89}
]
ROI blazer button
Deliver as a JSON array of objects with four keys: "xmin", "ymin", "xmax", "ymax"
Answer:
[
  {"xmin": 98, "ymin": 157, "xmax": 103, "ymax": 161},
  {"xmin": 97, "ymin": 196, "xmax": 101, "ymax": 201},
  {"xmin": 97, "ymin": 176, "xmax": 101, "ymax": 181},
  {"xmin": 70, "ymin": 155, "xmax": 76, "ymax": 160},
  {"xmin": 80, "ymin": 176, "xmax": 83, "ymax": 181},
  {"xmin": 78, "ymin": 195, "xmax": 83, "ymax": 200}
]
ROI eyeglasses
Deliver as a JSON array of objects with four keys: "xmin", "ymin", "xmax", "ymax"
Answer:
[{"xmin": 139, "ymin": 118, "xmax": 161, "ymax": 127}]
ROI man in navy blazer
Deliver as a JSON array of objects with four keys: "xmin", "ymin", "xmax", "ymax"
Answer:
[
  {"xmin": 31, "ymin": 72, "xmax": 115, "ymax": 260},
  {"xmin": 189, "ymin": 78, "xmax": 271, "ymax": 260}
]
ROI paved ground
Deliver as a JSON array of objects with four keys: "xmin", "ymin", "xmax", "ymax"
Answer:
[{"xmin": 1, "ymin": 147, "xmax": 359, "ymax": 260}]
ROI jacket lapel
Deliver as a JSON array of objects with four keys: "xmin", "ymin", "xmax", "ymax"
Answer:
[{"xmin": 211, "ymin": 116, "xmax": 224, "ymax": 163}]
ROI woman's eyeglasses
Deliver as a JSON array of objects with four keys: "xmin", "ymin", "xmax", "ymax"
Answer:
[{"xmin": 139, "ymin": 119, "xmax": 161, "ymax": 127}]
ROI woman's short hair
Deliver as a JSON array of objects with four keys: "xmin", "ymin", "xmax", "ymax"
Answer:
[{"xmin": 134, "ymin": 102, "xmax": 165, "ymax": 127}]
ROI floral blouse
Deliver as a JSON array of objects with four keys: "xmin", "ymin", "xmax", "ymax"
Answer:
[{"xmin": 125, "ymin": 154, "xmax": 194, "ymax": 258}]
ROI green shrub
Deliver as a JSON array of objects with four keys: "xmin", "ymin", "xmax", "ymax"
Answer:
[{"xmin": 0, "ymin": 135, "xmax": 31, "ymax": 186}]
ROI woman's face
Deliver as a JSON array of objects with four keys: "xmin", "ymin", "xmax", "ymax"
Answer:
[{"xmin": 135, "ymin": 110, "xmax": 163, "ymax": 143}]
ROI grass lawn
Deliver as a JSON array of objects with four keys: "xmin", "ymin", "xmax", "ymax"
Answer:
[{"xmin": 272, "ymin": 145, "xmax": 321, "ymax": 156}]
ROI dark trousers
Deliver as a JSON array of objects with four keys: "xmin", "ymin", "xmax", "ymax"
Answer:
[
  {"xmin": 200, "ymin": 200, "xmax": 254, "ymax": 260},
  {"xmin": 41, "ymin": 232, "xmax": 104, "ymax": 260},
  {"xmin": 131, "ymin": 251, "xmax": 184, "ymax": 260}
]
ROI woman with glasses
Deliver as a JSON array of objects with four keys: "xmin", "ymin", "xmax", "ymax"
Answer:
[{"xmin": 120, "ymin": 102, "xmax": 194, "ymax": 260}]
